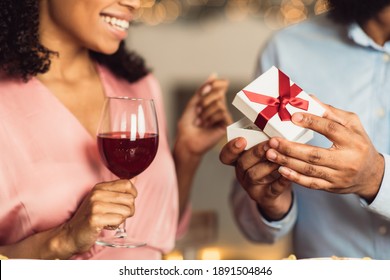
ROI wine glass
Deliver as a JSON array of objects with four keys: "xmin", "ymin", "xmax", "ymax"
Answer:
[{"xmin": 96, "ymin": 97, "xmax": 159, "ymax": 248}]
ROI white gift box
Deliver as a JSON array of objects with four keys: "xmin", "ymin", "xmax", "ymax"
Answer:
[
  {"xmin": 227, "ymin": 117, "xmax": 313, "ymax": 150},
  {"xmin": 232, "ymin": 66, "xmax": 325, "ymax": 142},
  {"xmin": 227, "ymin": 117, "xmax": 269, "ymax": 150}
]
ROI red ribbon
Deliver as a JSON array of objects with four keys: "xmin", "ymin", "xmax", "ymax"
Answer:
[{"xmin": 243, "ymin": 69, "xmax": 309, "ymax": 130}]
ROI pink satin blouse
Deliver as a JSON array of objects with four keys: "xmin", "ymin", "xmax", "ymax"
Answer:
[{"xmin": 0, "ymin": 65, "xmax": 185, "ymax": 259}]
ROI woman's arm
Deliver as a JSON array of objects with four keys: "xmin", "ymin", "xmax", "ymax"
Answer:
[
  {"xmin": 0, "ymin": 224, "xmax": 75, "ymax": 259},
  {"xmin": 0, "ymin": 179, "xmax": 137, "ymax": 259},
  {"xmin": 173, "ymin": 75, "xmax": 232, "ymax": 220}
]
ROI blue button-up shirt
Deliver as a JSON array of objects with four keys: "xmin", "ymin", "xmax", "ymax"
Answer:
[{"xmin": 231, "ymin": 13, "xmax": 390, "ymax": 259}]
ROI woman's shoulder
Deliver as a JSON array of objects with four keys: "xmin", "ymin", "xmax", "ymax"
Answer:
[{"xmin": 0, "ymin": 75, "xmax": 33, "ymax": 93}]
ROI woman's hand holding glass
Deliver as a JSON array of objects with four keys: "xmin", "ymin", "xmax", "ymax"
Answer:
[{"xmin": 61, "ymin": 180, "xmax": 137, "ymax": 254}]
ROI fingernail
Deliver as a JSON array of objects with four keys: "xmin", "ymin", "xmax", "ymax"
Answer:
[
  {"xmin": 194, "ymin": 118, "xmax": 201, "ymax": 126},
  {"xmin": 196, "ymin": 106, "xmax": 202, "ymax": 114},
  {"xmin": 269, "ymin": 138, "xmax": 279, "ymax": 149},
  {"xmin": 201, "ymin": 84, "xmax": 212, "ymax": 96},
  {"xmin": 263, "ymin": 143, "xmax": 270, "ymax": 151},
  {"xmin": 267, "ymin": 150, "xmax": 277, "ymax": 161},
  {"xmin": 292, "ymin": 113, "xmax": 303, "ymax": 123},
  {"xmin": 278, "ymin": 166, "xmax": 291, "ymax": 176},
  {"xmin": 234, "ymin": 138, "xmax": 246, "ymax": 149}
]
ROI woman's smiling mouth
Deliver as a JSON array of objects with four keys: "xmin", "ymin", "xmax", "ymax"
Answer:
[{"xmin": 101, "ymin": 15, "xmax": 130, "ymax": 31}]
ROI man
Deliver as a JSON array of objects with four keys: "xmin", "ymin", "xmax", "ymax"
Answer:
[{"xmin": 220, "ymin": 0, "xmax": 390, "ymax": 259}]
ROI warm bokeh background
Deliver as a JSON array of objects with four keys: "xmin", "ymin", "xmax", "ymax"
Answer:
[{"xmin": 129, "ymin": 0, "xmax": 328, "ymax": 259}]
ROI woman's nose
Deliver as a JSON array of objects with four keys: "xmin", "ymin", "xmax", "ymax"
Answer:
[{"xmin": 119, "ymin": 0, "xmax": 141, "ymax": 11}]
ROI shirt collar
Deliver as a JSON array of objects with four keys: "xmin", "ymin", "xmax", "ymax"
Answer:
[{"xmin": 348, "ymin": 22, "xmax": 390, "ymax": 53}]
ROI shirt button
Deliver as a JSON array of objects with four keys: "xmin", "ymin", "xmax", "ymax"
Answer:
[
  {"xmin": 383, "ymin": 53, "xmax": 390, "ymax": 62},
  {"xmin": 376, "ymin": 107, "xmax": 386, "ymax": 118},
  {"xmin": 378, "ymin": 226, "xmax": 387, "ymax": 235}
]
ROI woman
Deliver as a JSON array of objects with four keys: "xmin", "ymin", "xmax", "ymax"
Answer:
[{"xmin": 0, "ymin": 0, "xmax": 232, "ymax": 259}]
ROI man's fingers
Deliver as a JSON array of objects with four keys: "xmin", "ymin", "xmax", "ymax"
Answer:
[
  {"xmin": 240, "ymin": 161, "xmax": 280, "ymax": 188},
  {"xmin": 268, "ymin": 176, "xmax": 291, "ymax": 197},
  {"xmin": 236, "ymin": 140, "xmax": 271, "ymax": 170},
  {"xmin": 219, "ymin": 138, "xmax": 247, "ymax": 165},
  {"xmin": 278, "ymin": 166, "xmax": 334, "ymax": 191},
  {"xmin": 291, "ymin": 112, "xmax": 349, "ymax": 145},
  {"xmin": 308, "ymin": 96, "xmax": 353, "ymax": 126},
  {"xmin": 266, "ymin": 137, "xmax": 340, "ymax": 169}
]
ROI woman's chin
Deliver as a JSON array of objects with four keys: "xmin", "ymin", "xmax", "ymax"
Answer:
[{"xmin": 92, "ymin": 42, "xmax": 122, "ymax": 56}]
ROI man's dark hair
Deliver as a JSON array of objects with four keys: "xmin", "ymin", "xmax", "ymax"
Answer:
[
  {"xmin": 328, "ymin": 0, "xmax": 390, "ymax": 24},
  {"xmin": 0, "ymin": 0, "xmax": 149, "ymax": 82}
]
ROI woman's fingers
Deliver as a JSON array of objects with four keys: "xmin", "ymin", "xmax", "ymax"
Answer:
[
  {"xmin": 86, "ymin": 180, "xmax": 138, "ymax": 229},
  {"xmin": 196, "ymin": 78, "xmax": 231, "ymax": 127},
  {"xmin": 89, "ymin": 207, "xmax": 132, "ymax": 229},
  {"xmin": 95, "ymin": 179, "xmax": 137, "ymax": 197}
]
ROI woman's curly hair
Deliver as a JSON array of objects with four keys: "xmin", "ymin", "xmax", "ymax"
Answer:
[
  {"xmin": 327, "ymin": 0, "xmax": 390, "ymax": 25},
  {"xmin": 0, "ymin": 0, "xmax": 149, "ymax": 82}
]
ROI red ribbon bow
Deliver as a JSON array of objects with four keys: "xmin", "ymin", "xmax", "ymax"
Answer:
[{"xmin": 243, "ymin": 69, "xmax": 309, "ymax": 130}]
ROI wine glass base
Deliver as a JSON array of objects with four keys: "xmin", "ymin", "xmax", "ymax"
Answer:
[{"xmin": 96, "ymin": 236, "xmax": 146, "ymax": 248}]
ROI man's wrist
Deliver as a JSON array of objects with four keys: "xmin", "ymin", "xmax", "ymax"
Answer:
[
  {"xmin": 359, "ymin": 153, "xmax": 384, "ymax": 204},
  {"xmin": 256, "ymin": 192, "xmax": 294, "ymax": 222}
]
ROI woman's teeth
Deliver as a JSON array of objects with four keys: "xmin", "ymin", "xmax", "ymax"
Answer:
[{"xmin": 102, "ymin": 16, "xmax": 129, "ymax": 30}]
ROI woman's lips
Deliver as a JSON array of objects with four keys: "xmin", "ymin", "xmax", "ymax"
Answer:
[{"xmin": 100, "ymin": 14, "xmax": 130, "ymax": 40}]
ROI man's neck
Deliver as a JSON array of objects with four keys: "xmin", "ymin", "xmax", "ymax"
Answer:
[{"xmin": 362, "ymin": 6, "xmax": 390, "ymax": 46}]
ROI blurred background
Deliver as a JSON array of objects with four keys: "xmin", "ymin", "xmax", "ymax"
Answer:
[{"xmin": 129, "ymin": 0, "xmax": 329, "ymax": 260}]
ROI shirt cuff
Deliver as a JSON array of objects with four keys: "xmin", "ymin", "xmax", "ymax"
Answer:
[
  {"xmin": 361, "ymin": 153, "xmax": 390, "ymax": 219},
  {"xmin": 251, "ymin": 192, "xmax": 298, "ymax": 231}
]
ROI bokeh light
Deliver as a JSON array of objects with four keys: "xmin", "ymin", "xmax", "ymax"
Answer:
[{"xmin": 136, "ymin": 0, "xmax": 330, "ymax": 27}]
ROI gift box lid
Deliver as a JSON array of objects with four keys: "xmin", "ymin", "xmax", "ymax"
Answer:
[
  {"xmin": 227, "ymin": 117, "xmax": 269, "ymax": 150},
  {"xmin": 227, "ymin": 117, "xmax": 314, "ymax": 150},
  {"xmin": 232, "ymin": 66, "xmax": 325, "ymax": 141}
]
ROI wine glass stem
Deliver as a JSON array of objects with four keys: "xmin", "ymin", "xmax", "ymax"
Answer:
[{"xmin": 114, "ymin": 220, "xmax": 128, "ymax": 239}]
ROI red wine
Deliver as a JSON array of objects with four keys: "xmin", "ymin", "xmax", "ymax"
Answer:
[{"xmin": 97, "ymin": 131, "xmax": 159, "ymax": 179}]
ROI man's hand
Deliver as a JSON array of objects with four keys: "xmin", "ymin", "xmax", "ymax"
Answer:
[
  {"xmin": 264, "ymin": 102, "xmax": 384, "ymax": 203},
  {"xmin": 220, "ymin": 137, "xmax": 293, "ymax": 220}
]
